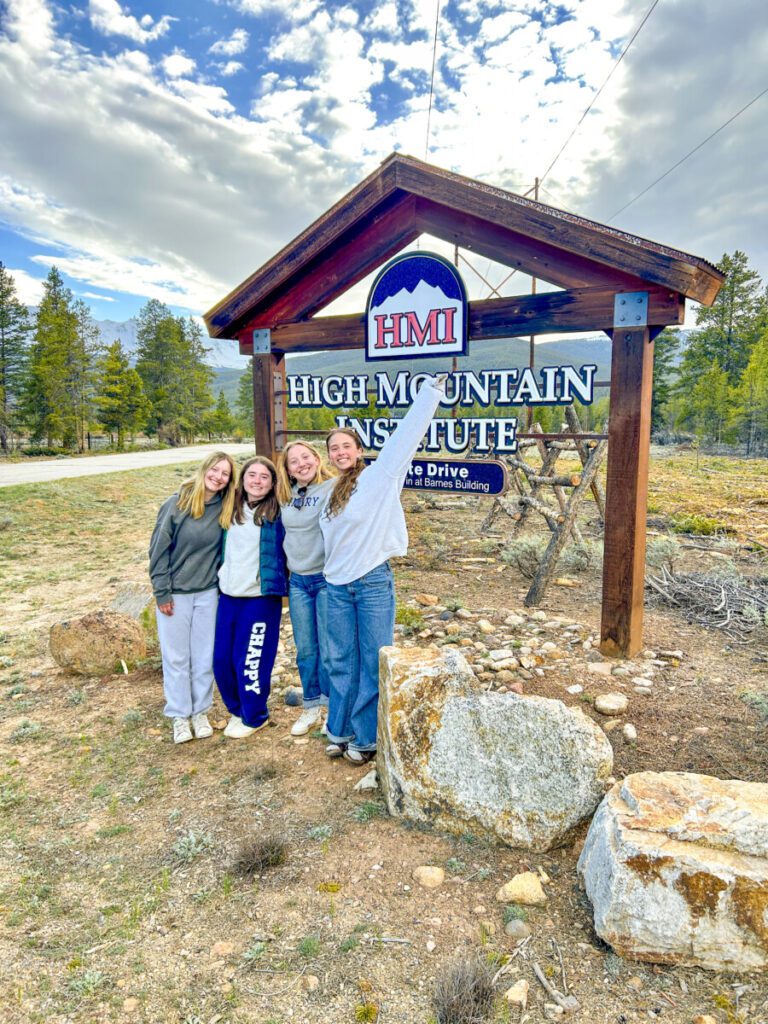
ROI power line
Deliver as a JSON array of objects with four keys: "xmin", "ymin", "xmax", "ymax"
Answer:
[
  {"xmin": 424, "ymin": 0, "xmax": 441, "ymax": 160},
  {"xmin": 610, "ymin": 85, "xmax": 768, "ymax": 219},
  {"xmin": 538, "ymin": 0, "xmax": 661, "ymax": 188}
]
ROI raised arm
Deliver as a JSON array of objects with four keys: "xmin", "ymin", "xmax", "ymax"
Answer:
[{"xmin": 374, "ymin": 376, "xmax": 446, "ymax": 478}]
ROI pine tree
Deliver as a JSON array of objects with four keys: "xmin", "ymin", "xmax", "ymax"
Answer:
[
  {"xmin": 734, "ymin": 329, "xmax": 768, "ymax": 454},
  {"xmin": 94, "ymin": 340, "xmax": 149, "ymax": 449},
  {"xmin": 650, "ymin": 328, "xmax": 682, "ymax": 433},
  {"xmin": 22, "ymin": 267, "xmax": 99, "ymax": 450},
  {"xmin": 0, "ymin": 263, "xmax": 32, "ymax": 452},
  {"xmin": 236, "ymin": 358, "xmax": 254, "ymax": 432},
  {"xmin": 206, "ymin": 390, "xmax": 236, "ymax": 439},
  {"xmin": 682, "ymin": 360, "xmax": 734, "ymax": 443},
  {"xmin": 680, "ymin": 251, "xmax": 766, "ymax": 388},
  {"xmin": 135, "ymin": 302, "xmax": 215, "ymax": 444}
]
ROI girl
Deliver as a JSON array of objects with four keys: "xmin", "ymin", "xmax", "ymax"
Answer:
[
  {"xmin": 321, "ymin": 374, "xmax": 446, "ymax": 764},
  {"xmin": 149, "ymin": 451, "xmax": 237, "ymax": 745},
  {"xmin": 276, "ymin": 441, "xmax": 336, "ymax": 736},
  {"xmin": 213, "ymin": 456, "xmax": 288, "ymax": 739}
]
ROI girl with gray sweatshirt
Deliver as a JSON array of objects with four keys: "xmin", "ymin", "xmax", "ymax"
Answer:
[
  {"xmin": 149, "ymin": 452, "xmax": 237, "ymax": 745},
  {"xmin": 276, "ymin": 441, "xmax": 336, "ymax": 736}
]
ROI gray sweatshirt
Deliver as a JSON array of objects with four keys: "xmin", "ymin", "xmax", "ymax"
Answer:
[
  {"xmin": 281, "ymin": 478, "xmax": 335, "ymax": 575},
  {"xmin": 149, "ymin": 492, "xmax": 224, "ymax": 603}
]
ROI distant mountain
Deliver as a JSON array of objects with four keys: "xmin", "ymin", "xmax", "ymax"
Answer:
[{"xmin": 93, "ymin": 318, "xmax": 245, "ymax": 369}]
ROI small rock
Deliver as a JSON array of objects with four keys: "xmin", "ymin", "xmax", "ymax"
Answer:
[
  {"xmin": 425, "ymin": 939, "xmax": 436, "ymax": 953},
  {"xmin": 530, "ymin": 610, "xmax": 547, "ymax": 621},
  {"xmin": 414, "ymin": 593, "xmax": 439, "ymax": 606},
  {"xmin": 622, "ymin": 723, "xmax": 637, "ymax": 742},
  {"xmin": 594, "ymin": 693, "xmax": 628, "ymax": 716},
  {"xmin": 495, "ymin": 872, "xmax": 546, "ymax": 906},
  {"xmin": 446, "ymin": 622, "xmax": 461, "ymax": 635},
  {"xmin": 504, "ymin": 919, "xmax": 532, "ymax": 941},
  {"xmin": 284, "ymin": 687, "xmax": 303, "ymax": 707},
  {"xmin": 691, "ymin": 1016, "xmax": 717, "ymax": 1024},
  {"xmin": 692, "ymin": 726, "xmax": 710, "ymax": 736},
  {"xmin": 566, "ymin": 684, "xmax": 583, "ymax": 694},
  {"xmin": 472, "ymin": 905, "xmax": 487, "ymax": 915},
  {"xmin": 302, "ymin": 974, "xmax": 320, "ymax": 992},
  {"xmin": 478, "ymin": 619, "xmax": 494, "ymax": 634},
  {"xmin": 626, "ymin": 975, "xmax": 644, "ymax": 991},
  {"xmin": 210, "ymin": 941, "xmax": 235, "ymax": 958},
  {"xmin": 504, "ymin": 979, "xmax": 529, "ymax": 1008},
  {"xmin": 587, "ymin": 662, "xmax": 613, "ymax": 676},
  {"xmin": 353, "ymin": 768, "xmax": 378, "ymax": 792},
  {"xmin": 122, "ymin": 997, "xmax": 140, "ymax": 1013},
  {"xmin": 659, "ymin": 650, "xmax": 684, "ymax": 660},
  {"xmin": 455, "ymin": 608, "xmax": 475, "ymax": 620},
  {"xmin": 413, "ymin": 866, "xmax": 445, "ymax": 889},
  {"xmin": 505, "ymin": 614, "xmax": 525, "ymax": 627}
]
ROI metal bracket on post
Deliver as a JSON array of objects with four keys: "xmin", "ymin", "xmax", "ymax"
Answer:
[
  {"xmin": 252, "ymin": 329, "xmax": 271, "ymax": 354},
  {"xmin": 613, "ymin": 292, "xmax": 648, "ymax": 329}
]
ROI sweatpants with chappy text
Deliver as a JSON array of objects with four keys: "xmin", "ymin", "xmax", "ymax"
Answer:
[
  {"xmin": 156, "ymin": 587, "xmax": 218, "ymax": 720},
  {"xmin": 213, "ymin": 593, "xmax": 282, "ymax": 728}
]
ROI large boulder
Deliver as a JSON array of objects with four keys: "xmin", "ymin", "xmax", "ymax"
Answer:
[
  {"xmin": 578, "ymin": 772, "xmax": 768, "ymax": 971},
  {"xmin": 377, "ymin": 645, "xmax": 613, "ymax": 851},
  {"xmin": 50, "ymin": 611, "xmax": 147, "ymax": 676},
  {"xmin": 110, "ymin": 584, "xmax": 158, "ymax": 645}
]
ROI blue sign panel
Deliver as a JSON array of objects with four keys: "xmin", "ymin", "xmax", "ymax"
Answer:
[
  {"xmin": 365, "ymin": 252, "xmax": 468, "ymax": 362},
  {"xmin": 365, "ymin": 457, "xmax": 507, "ymax": 495}
]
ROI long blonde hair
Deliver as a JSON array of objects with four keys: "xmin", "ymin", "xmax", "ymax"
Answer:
[
  {"xmin": 177, "ymin": 451, "xmax": 236, "ymax": 528},
  {"xmin": 324, "ymin": 428, "xmax": 366, "ymax": 519},
  {"xmin": 276, "ymin": 439, "xmax": 334, "ymax": 505}
]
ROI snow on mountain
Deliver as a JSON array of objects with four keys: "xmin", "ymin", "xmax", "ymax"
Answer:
[
  {"xmin": 94, "ymin": 318, "xmax": 245, "ymax": 369},
  {"xmin": 369, "ymin": 279, "xmax": 461, "ymax": 319}
]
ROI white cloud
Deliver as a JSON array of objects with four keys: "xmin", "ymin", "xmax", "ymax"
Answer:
[
  {"xmin": 218, "ymin": 61, "xmax": 245, "ymax": 77},
  {"xmin": 88, "ymin": 0, "xmax": 174, "ymax": 43},
  {"xmin": 209, "ymin": 28, "xmax": 249, "ymax": 56},
  {"xmin": 162, "ymin": 51, "xmax": 196, "ymax": 78},
  {"xmin": 5, "ymin": 266, "xmax": 46, "ymax": 306},
  {"xmin": 81, "ymin": 291, "xmax": 116, "ymax": 301}
]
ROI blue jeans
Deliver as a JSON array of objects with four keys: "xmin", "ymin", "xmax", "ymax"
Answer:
[
  {"xmin": 288, "ymin": 572, "xmax": 330, "ymax": 709},
  {"xmin": 325, "ymin": 562, "xmax": 395, "ymax": 752}
]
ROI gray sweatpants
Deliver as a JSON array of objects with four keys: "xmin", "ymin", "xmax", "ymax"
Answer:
[{"xmin": 156, "ymin": 588, "xmax": 218, "ymax": 719}]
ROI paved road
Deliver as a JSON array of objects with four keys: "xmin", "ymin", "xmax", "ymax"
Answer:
[{"xmin": 0, "ymin": 443, "xmax": 256, "ymax": 487}]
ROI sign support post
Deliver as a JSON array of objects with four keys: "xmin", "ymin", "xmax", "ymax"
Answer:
[{"xmin": 600, "ymin": 322, "xmax": 654, "ymax": 657}]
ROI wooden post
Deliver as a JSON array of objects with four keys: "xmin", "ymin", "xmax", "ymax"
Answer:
[
  {"xmin": 252, "ymin": 351, "xmax": 286, "ymax": 458},
  {"xmin": 600, "ymin": 327, "xmax": 654, "ymax": 657}
]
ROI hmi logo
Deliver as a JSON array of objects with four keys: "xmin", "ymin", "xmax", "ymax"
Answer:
[{"xmin": 365, "ymin": 252, "xmax": 468, "ymax": 362}]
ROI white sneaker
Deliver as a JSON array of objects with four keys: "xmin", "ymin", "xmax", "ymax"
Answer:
[
  {"xmin": 291, "ymin": 706, "xmax": 321, "ymax": 736},
  {"xmin": 320, "ymin": 718, "xmax": 328, "ymax": 736},
  {"xmin": 191, "ymin": 712, "xmax": 213, "ymax": 739},
  {"xmin": 223, "ymin": 715, "xmax": 269, "ymax": 739},
  {"xmin": 173, "ymin": 717, "xmax": 193, "ymax": 744}
]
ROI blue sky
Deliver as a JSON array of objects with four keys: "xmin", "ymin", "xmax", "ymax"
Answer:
[{"xmin": 0, "ymin": 0, "xmax": 766, "ymax": 325}]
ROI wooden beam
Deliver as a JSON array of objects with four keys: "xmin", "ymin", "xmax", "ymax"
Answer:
[
  {"xmin": 206, "ymin": 159, "xmax": 400, "ymax": 336},
  {"xmin": 236, "ymin": 286, "xmax": 684, "ymax": 354},
  {"xmin": 397, "ymin": 161, "xmax": 723, "ymax": 304},
  {"xmin": 600, "ymin": 327, "xmax": 654, "ymax": 657},
  {"xmin": 415, "ymin": 199, "xmax": 650, "ymax": 293},
  {"xmin": 252, "ymin": 352, "xmax": 286, "ymax": 458}
]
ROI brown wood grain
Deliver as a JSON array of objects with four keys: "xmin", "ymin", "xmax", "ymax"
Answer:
[
  {"xmin": 234, "ymin": 286, "xmax": 683, "ymax": 355},
  {"xmin": 600, "ymin": 327, "xmax": 655, "ymax": 657},
  {"xmin": 251, "ymin": 353, "xmax": 286, "ymax": 458}
]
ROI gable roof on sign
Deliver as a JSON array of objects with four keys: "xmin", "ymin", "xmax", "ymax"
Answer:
[{"xmin": 204, "ymin": 152, "xmax": 723, "ymax": 342}]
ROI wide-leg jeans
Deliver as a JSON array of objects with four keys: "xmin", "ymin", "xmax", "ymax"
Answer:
[
  {"xmin": 288, "ymin": 572, "xmax": 330, "ymax": 709},
  {"xmin": 325, "ymin": 562, "xmax": 395, "ymax": 752}
]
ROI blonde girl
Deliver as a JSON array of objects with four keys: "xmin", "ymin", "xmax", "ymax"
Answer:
[
  {"xmin": 149, "ymin": 451, "xmax": 237, "ymax": 744},
  {"xmin": 276, "ymin": 440, "xmax": 336, "ymax": 736}
]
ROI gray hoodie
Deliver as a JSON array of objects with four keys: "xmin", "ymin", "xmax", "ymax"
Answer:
[{"xmin": 149, "ymin": 492, "xmax": 224, "ymax": 604}]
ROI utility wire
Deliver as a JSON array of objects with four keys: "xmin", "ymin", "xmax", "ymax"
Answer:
[
  {"xmin": 610, "ymin": 85, "xmax": 768, "ymax": 219},
  {"xmin": 538, "ymin": 0, "xmax": 660, "ymax": 188},
  {"xmin": 424, "ymin": 0, "xmax": 441, "ymax": 159}
]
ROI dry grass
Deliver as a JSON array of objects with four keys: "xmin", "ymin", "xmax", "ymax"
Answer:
[
  {"xmin": 432, "ymin": 955, "xmax": 495, "ymax": 1024},
  {"xmin": 232, "ymin": 836, "xmax": 287, "ymax": 876}
]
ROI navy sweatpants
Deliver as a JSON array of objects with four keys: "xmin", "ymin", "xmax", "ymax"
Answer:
[{"xmin": 213, "ymin": 594, "xmax": 283, "ymax": 728}]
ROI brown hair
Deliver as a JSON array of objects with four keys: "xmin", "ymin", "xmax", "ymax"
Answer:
[
  {"xmin": 324, "ymin": 428, "xmax": 366, "ymax": 519},
  {"xmin": 233, "ymin": 456, "xmax": 281, "ymax": 525},
  {"xmin": 276, "ymin": 439, "xmax": 335, "ymax": 505},
  {"xmin": 177, "ymin": 451, "xmax": 236, "ymax": 528}
]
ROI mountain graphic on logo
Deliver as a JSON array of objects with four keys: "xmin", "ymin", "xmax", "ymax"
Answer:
[{"xmin": 369, "ymin": 280, "xmax": 461, "ymax": 319}]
